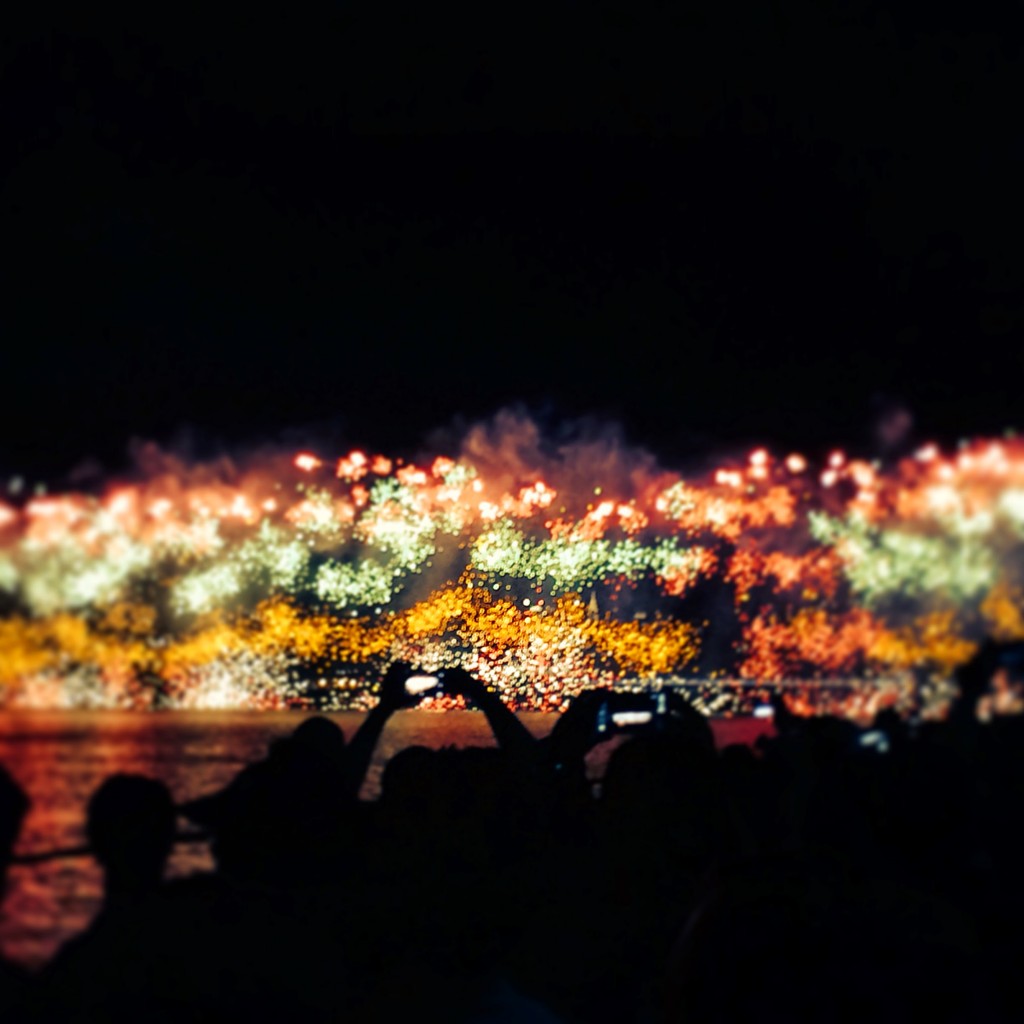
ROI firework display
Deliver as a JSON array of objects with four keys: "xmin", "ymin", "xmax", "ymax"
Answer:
[{"xmin": 1, "ymin": 413, "xmax": 1023, "ymax": 715}]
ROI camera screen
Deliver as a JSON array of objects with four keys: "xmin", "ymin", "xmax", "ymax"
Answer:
[
  {"xmin": 611, "ymin": 710, "xmax": 653, "ymax": 727},
  {"xmin": 858, "ymin": 729, "xmax": 890, "ymax": 753},
  {"xmin": 404, "ymin": 675, "xmax": 441, "ymax": 694}
]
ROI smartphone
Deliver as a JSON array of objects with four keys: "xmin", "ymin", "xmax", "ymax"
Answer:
[
  {"xmin": 405, "ymin": 674, "xmax": 443, "ymax": 695},
  {"xmin": 858, "ymin": 729, "xmax": 890, "ymax": 753},
  {"xmin": 594, "ymin": 692, "xmax": 673, "ymax": 741},
  {"xmin": 611, "ymin": 709, "xmax": 653, "ymax": 727}
]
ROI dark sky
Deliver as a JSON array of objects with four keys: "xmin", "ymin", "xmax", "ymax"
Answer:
[{"xmin": 3, "ymin": 4, "xmax": 1023, "ymax": 482}]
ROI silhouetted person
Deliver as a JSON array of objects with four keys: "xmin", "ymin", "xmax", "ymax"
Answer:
[
  {"xmin": 40, "ymin": 774, "xmax": 177, "ymax": 1022},
  {"xmin": 86, "ymin": 774, "xmax": 176, "ymax": 901},
  {"xmin": 0, "ymin": 764, "xmax": 31, "ymax": 1022},
  {"xmin": 181, "ymin": 713, "xmax": 354, "ymax": 886},
  {"xmin": 168, "ymin": 716, "xmax": 359, "ymax": 1021},
  {"xmin": 524, "ymin": 692, "xmax": 726, "ymax": 1024},
  {"xmin": 339, "ymin": 663, "xmax": 566, "ymax": 1023},
  {"xmin": 44, "ymin": 753, "xmax": 351, "ymax": 1022}
]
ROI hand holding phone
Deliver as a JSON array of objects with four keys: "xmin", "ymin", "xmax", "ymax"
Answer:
[
  {"xmin": 435, "ymin": 666, "xmax": 486, "ymax": 702},
  {"xmin": 594, "ymin": 691, "xmax": 668, "ymax": 739}
]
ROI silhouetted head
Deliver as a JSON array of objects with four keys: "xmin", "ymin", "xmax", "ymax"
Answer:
[
  {"xmin": 182, "ymin": 720, "xmax": 355, "ymax": 886},
  {"xmin": 601, "ymin": 730, "xmax": 729, "ymax": 864},
  {"xmin": 288, "ymin": 715, "xmax": 346, "ymax": 760},
  {"xmin": 86, "ymin": 774, "xmax": 176, "ymax": 895}
]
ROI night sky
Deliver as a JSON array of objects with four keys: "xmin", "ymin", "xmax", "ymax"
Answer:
[{"xmin": 3, "ymin": 5, "xmax": 1022, "ymax": 483}]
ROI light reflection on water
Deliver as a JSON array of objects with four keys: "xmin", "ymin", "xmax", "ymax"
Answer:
[
  {"xmin": 0, "ymin": 709, "xmax": 770, "ymax": 969},
  {"xmin": 0, "ymin": 709, "xmax": 556, "ymax": 969}
]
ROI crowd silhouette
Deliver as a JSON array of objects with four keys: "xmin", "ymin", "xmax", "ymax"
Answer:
[{"xmin": 2, "ymin": 646, "xmax": 1024, "ymax": 1022}]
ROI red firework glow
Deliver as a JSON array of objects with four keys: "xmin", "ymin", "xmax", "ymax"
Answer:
[{"xmin": 0, "ymin": 413, "xmax": 1022, "ymax": 717}]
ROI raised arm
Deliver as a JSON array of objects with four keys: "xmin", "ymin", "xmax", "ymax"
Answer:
[
  {"xmin": 343, "ymin": 661, "xmax": 418, "ymax": 798},
  {"xmin": 439, "ymin": 666, "xmax": 539, "ymax": 756}
]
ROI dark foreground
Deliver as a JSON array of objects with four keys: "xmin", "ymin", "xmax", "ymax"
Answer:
[
  {"xmin": 0, "ymin": 708, "xmax": 770, "ymax": 970},
  {"xmin": 0, "ymin": 657, "xmax": 1020, "ymax": 1023}
]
